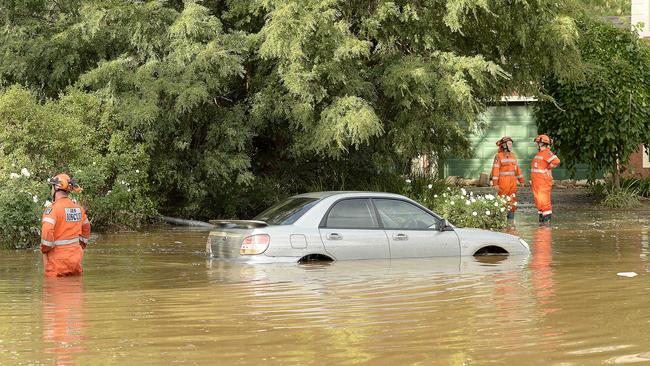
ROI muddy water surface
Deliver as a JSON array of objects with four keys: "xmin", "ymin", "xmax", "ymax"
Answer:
[{"xmin": 1, "ymin": 208, "xmax": 649, "ymax": 365}]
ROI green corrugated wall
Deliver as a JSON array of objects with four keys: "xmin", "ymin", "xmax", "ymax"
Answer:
[{"xmin": 443, "ymin": 104, "xmax": 597, "ymax": 180}]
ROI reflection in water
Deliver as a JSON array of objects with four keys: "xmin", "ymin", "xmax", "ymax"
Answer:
[
  {"xmin": 42, "ymin": 277, "xmax": 85, "ymax": 365},
  {"xmin": 531, "ymin": 226, "xmax": 555, "ymax": 305}
]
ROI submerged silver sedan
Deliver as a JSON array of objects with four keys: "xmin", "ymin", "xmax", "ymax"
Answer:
[{"xmin": 206, "ymin": 192, "xmax": 529, "ymax": 263}]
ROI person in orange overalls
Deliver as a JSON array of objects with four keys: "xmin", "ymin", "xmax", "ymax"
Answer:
[
  {"xmin": 531, "ymin": 135, "xmax": 561, "ymax": 223},
  {"xmin": 491, "ymin": 136, "xmax": 525, "ymax": 220},
  {"xmin": 41, "ymin": 174, "xmax": 91, "ymax": 277}
]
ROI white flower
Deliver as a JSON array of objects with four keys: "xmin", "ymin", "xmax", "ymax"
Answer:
[
  {"xmin": 461, "ymin": 188, "xmax": 467, "ymax": 196},
  {"xmin": 500, "ymin": 207, "xmax": 505, "ymax": 212},
  {"xmin": 9, "ymin": 173, "xmax": 19, "ymax": 179},
  {"xmin": 446, "ymin": 187, "xmax": 451, "ymax": 191},
  {"xmin": 427, "ymin": 184, "xmax": 433, "ymax": 189},
  {"xmin": 485, "ymin": 210, "xmax": 491, "ymax": 216},
  {"xmin": 32, "ymin": 195, "xmax": 38, "ymax": 203},
  {"xmin": 513, "ymin": 202, "xmax": 517, "ymax": 206},
  {"xmin": 136, "ymin": 169, "xmax": 140, "ymax": 173},
  {"xmin": 121, "ymin": 180, "xmax": 125, "ymax": 185},
  {"xmin": 20, "ymin": 168, "xmax": 30, "ymax": 177},
  {"xmin": 405, "ymin": 179, "xmax": 411, "ymax": 184},
  {"xmin": 506, "ymin": 196, "xmax": 512, "ymax": 201},
  {"xmin": 450, "ymin": 201, "xmax": 455, "ymax": 205},
  {"xmin": 44, "ymin": 200, "xmax": 52, "ymax": 207},
  {"xmin": 443, "ymin": 193, "xmax": 447, "ymax": 197},
  {"xmin": 127, "ymin": 188, "xmax": 131, "ymax": 192},
  {"xmin": 434, "ymin": 194, "xmax": 438, "ymax": 198},
  {"xmin": 106, "ymin": 190, "xmax": 112, "ymax": 195},
  {"xmin": 486, "ymin": 194, "xmax": 495, "ymax": 200},
  {"xmin": 512, "ymin": 193, "xmax": 516, "ymax": 198},
  {"xmin": 93, "ymin": 162, "xmax": 96, "ymax": 165},
  {"xmin": 472, "ymin": 211, "xmax": 478, "ymax": 216},
  {"xmin": 494, "ymin": 202, "xmax": 499, "ymax": 207},
  {"xmin": 470, "ymin": 198, "xmax": 476, "ymax": 203},
  {"xmin": 470, "ymin": 191, "xmax": 474, "ymax": 196},
  {"xmin": 465, "ymin": 200, "xmax": 471, "ymax": 205}
]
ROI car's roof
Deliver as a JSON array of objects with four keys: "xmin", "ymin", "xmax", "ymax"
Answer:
[{"xmin": 292, "ymin": 191, "xmax": 406, "ymax": 199}]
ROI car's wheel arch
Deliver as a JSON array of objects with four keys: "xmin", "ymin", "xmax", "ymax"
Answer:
[
  {"xmin": 473, "ymin": 245, "xmax": 509, "ymax": 256},
  {"xmin": 298, "ymin": 253, "xmax": 334, "ymax": 263}
]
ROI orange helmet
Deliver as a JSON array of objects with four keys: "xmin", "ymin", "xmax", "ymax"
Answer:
[
  {"xmin": 534, "ymin": 134, "xmax": 552, "ymax": 145},
  {"xmin": 496, "ymin": 136, "xmax": 513, "ymax": 147},
  {"xmin": 47, "ymin": 173, "xmax": 82, "ymax": 193}
]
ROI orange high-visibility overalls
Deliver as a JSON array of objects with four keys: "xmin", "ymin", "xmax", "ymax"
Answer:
[
  {"xmin": 530, "ymin": 147, "xmax": 561, "ymax": 217},
  {"xmin": 491, "ymin": 151, "xmax": 524, "ymax": 212},
  {"xmin": 41, "ymin": 197, "xmax": 91, "ymax": 277}
]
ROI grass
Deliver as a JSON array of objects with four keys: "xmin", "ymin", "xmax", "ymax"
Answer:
[{"xmin": 602, "ymin": 185, "xmax": 641, "ymax": 208}]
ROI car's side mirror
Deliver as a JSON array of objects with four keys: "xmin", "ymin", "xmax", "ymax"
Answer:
[{"xmin": 440, "ymin": 219, "xmax": 454, "ymax": 232}]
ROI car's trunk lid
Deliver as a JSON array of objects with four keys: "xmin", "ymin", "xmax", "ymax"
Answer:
[{"xmin": 206, "ymin": 220, "xmax": 268, "ymax": 258}]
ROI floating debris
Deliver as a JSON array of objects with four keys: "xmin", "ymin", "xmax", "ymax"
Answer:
[{"xmin": 617, "ymin": 272, "xmax": 638, "ymax": 278}]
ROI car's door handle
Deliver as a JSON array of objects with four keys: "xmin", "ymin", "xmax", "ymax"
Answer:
[
  {"xmin": 327, "ymin": 233, "xmax": 343, "ymax": 240},
  {"xmin": 393, "ymin": 233, "xmax": 408, "ymax": 241}
]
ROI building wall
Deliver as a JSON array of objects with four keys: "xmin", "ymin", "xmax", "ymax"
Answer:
[
  {"xmin": 627, "ymin": 145, "xmax": 650, "ymax": 178},
  {"xmin": 443, "ymin": 105, "xmax": 598, "ymax": 180},
  {"xmin": 631, "ymin": 1, "xmax": 650, "ymax": 178},
  {"xmin": 632, "ymin": 0, "xmax": 650, "ymax": 38}
]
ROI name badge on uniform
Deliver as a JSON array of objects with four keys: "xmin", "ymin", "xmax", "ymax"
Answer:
[{"xmin": 65, "ymin": 208, "xmax": 82, "ymax": 222}]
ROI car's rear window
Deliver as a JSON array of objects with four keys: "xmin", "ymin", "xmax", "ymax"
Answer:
[{"xmin": 254, "ymin": 197, "xmax": 320, "ymax": 225}]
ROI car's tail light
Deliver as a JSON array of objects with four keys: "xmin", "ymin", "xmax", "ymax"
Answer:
[{"xmin": 240, "ymin": 234, "xmax": 270, "ymax": 255}]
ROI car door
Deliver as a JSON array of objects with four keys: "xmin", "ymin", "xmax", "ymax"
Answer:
[
  {"xmin": 372, "ymin": 198, "xmax": 460, "ymax": 258},
  {"xmin": 319, "ymin": 198, "xmax": 390, "ymax": 260}
]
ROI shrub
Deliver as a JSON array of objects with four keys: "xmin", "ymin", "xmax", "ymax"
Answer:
[
  {"xmin": 428, "ymin": 187, "xmax": 510, "ymax": 230},
  {"xmin": 0, "ymin": 86, "xmax": 158, "ymax": 235},
  {"xmin": 620, "ymin": 177, "xmax": 650, "ymax": 198},
  {"xmin": 0, "ymin": 172, "xmax": 48, "ymax": 249},
  {"xmin": 587, "ymin": 181, "xmax": 607, "ymax": 197},
  {"xmin": 356, "ymin": 176, "xmax": 509, "ymax": 230},
  {"xmin": 602, "ymin": 186, "xmax": 641, "ymax": 208}
]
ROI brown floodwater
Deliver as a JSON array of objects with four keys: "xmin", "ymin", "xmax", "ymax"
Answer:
[{"xmin": 1, "ymin": 208, "xmax": 649, "ymax": 365}]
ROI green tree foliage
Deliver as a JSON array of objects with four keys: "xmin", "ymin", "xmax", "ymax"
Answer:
[
  {"xmin": 535, "ymin": 19, "xmax": 650, "ymax": 188},
  {"xmin": 0, "ymin": 0, "xmax": 586, "ymax": 239}
]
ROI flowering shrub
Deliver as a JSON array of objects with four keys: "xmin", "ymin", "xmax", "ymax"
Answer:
[
  {"xmin": 419, "ymin": 186, "xmax": 511, "ymax": 230},
  {"xmin": 0, "ymin": 169, "xmax": 48, "ymax": 249},
  {"xmin": 0, "ymin": 86, "xmax": 158, "ymax": 246}
]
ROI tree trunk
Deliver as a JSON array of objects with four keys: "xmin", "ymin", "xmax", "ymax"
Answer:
[{"xmin": 613, "ymin": 156, "xmax": 621, "ymax": 190}]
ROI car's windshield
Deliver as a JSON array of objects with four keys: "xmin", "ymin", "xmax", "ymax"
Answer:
[{"xmin": 254, "ymin": 197, "xmax": 320, "ymax": 225}]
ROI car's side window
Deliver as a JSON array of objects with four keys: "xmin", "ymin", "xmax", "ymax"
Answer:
[
  {"xmin": 325, "ymin": 199, "xmax": 378, "ymax": 229},
  {"xmin": 373, "ymin": 199, "xmax": 439, "ymax": 230}
]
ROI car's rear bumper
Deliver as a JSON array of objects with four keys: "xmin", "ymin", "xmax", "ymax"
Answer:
[{"xmin": 208, "ymin": 254, "xmax": 300, "ymax": 264}]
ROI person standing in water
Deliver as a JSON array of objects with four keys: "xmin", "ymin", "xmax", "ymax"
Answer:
[
  {"xmin": 41, "ymin": 173, "xmax": 91, "ymax": 277},
  {"xmin": 531, "ymin": 134, "xmax": 561, "ymax": 223},
  {"xmin": 491, "ymin": 136, "xmax": 525, "ymax": 220}
]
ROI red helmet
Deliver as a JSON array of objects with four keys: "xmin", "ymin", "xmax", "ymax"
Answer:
[
  {"xmin": 534, "ymin": 134, "xmax": 552, "ymax": 145},
  {"xmin": 47, "ymin": 173, "xmax": 82, "ymax": 193},
  {"xmin": 496, "ymin": 136, "xmax": 513, "ymax": 147}
]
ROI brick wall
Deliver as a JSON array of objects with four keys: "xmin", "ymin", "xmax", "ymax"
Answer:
[{"xmin": 626, "ymin": 145, "xmax": 650, "ymax": 178}]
